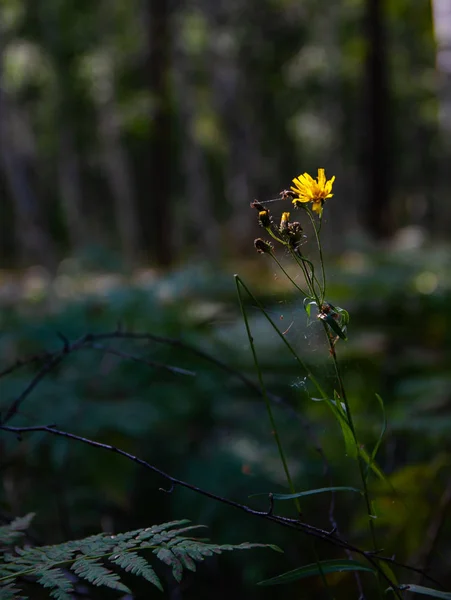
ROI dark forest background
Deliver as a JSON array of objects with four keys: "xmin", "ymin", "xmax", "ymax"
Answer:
[{"xmin": 1, "ymin": 0, "xmax": 451, "ymax": 598}]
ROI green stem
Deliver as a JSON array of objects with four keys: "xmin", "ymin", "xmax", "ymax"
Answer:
[
  {"xmin": 235, "ymin": 276, "xmax": 328, "ymax": 401},
  {"xmin": 236, "ymin": 275, "xmax": 337, "ymax": 597},
  {"xmin": 235, "ymin": 276, "xmax": 301, "ymax": 515},
  {"xmin": 290, "ymin": 249, "xmax": 321, "ymax": 306},
  {"xmin": 304, "ymin": 208, "xmax": 326, "ymax": 302},
  {"xmin": 321, "ymin": 322, "xmax": 382, "ymax": 596},
  {"xmin": 268, "ymin": 251, "xmax": 310, "ymax": 298}
]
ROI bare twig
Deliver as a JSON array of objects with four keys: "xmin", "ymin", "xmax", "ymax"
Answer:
[
  {"xmin": 0, "ymin": 330, "xmax": 329, "ymax": 473},
  {"xmin": 88, "ymin": 343, "xmax": 196, "ymax": 377},
  {"xmin": 0, "ymin": 423, "xmax": 441, "ymax": 597}
]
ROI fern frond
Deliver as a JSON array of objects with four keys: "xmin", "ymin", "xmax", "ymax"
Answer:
[
  {"xmin": 0, "ymin": 582, "xmax": 28, "ymax": 599},
  {"xmin": 0, "ymin": 518, "xmax": 281, "ymax": 598},
  {"xmin": 109, "ymin": 551, "xmax": 163, "ymax": 591},
  {"xmin": 0, "ymin": 514, "xmax": 35, "ymax": 548},
  {"xmin": 72, "ymin": 558, "xmax": 131, "ymax": 593},
  {"xmin": 154, "ymin": 547, "xmax": 183, "ymax": 582},
  {"xmin": 37, "ymin": 568, "xmax": 74, "ymax": 600}
]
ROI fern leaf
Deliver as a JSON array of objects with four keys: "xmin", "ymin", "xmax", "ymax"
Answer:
[
  {"xmin": 135, "ymin": 520, "xmax": 191, "ymax": 542},
  {"xmin": 0, "ymin": 514, "xmax": 35, "ymax": 549},
  {"xmin": 110, "ymin": 551, "xmax": 163, "ymax": 591},
  {"xmin": 0, "ymin": 582, "xmax": 28, "ymax": 599},
  {"xmin": 37, "ymin": 568, "xmax": 74, "ymax": 600},
  {"xmin": 212, "ymin": 542, "xmax": 283, "ymax": 553},
  {"xmin": 137, "ymin": 523, "xmax": 203, "ymax": 543},
  {"xmin": 154, "ymin": 547, "xmax": 183, "ymax": 582},
  {"xmin": 72, "ymin": 557, "xmax": 131, "ymax": 593},
  {"xmin": 170, "ymin": 547, "xmax": 197, "ymax": 572},
  {"xmin": 1, "ymin": 518, "xmax": 280, "ymax": 597}
]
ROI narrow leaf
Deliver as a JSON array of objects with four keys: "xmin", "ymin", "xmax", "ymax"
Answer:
[
  {"xmin": 311, "ymin": 393, "xmax": 356, "ymax": 458},
  {"xmin": 378, "ymin": 560, "xmax": 398, "ymax": 587},
  {"xmin": 388, "ymin": 585, "xmax": 451, "ymax": 599},
  {"xmin": 258, "ymin": 559, "xmax": 375, "ymax": 586},
  {"xmin": 250, "ymin": 487, "xmax": 362, "ymax": 500},
  {"xmin": 322, "ymin": 314, "xmax": 347, "ymax": 340},
  {"xmin": 365, "ymin": 393, "xmax": 387, "ymax": 483},
  {"xmin": 359, "ymin": 446, "xmax": 388, "ymax": 483}
]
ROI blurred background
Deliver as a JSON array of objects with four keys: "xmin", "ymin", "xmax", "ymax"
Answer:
[{"xmin": 1, "ymin": 0, "xmax": 451, "ymax": 598}]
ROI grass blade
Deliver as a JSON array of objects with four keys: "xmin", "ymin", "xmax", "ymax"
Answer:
[{"xmin": 258, "ymin": 559, "xmax": 375, "ymax": 586}]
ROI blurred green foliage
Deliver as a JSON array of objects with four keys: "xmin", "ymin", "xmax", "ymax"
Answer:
[{"xmin": 1, "ymin": 244, "xmax": 450, "ymax": 597}]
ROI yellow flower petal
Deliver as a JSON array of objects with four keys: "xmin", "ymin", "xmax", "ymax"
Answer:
[{"xmin": 290, "ymin": 168, "xmax": 335, "ymax": 214}]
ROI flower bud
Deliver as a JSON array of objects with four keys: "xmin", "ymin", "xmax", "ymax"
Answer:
[
  {"xmin": 254, "ymin": 238, "xmax": 274, "ymax": 254},
  {"xmin": 258, "ymin": 210, "xmax": 272, "ymax": 228},
  {"xmin": 280, "ymin": 212, "xmax": 290, "ymax": 232}
]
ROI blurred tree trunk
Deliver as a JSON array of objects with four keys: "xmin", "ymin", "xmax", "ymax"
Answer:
[
  {"xmin": 94, "ymin": 57, "xmax": 141, "ymax": 266},
  {"xmin": 144, "ymin": 0, "xmax": 173, "ymax": 267},
  {"xmin": 363, "ymin": 0, "xmax": 392, "ymax": 238},
  {"xmin": 172, "ymin": 25, "xmax": 219, "ymax": 260},
  {"xmin": 432, "ymin": 0, "xmax": 451, "ymax": 135},
  {"xmin": 0, "ymin": 72, "xmax": 56, "ymax": 270},
  {"xmin": 431, "ymin": 0, "xmax": 451, "ymax": 233},
  {"xmin": 57, "ymin": 123, "xmax": 86, "ymax": 252},
  {"xmin": 38, "ymin": 1, "xmax": 87, "ymax": 255},
  {"xmin": 205, "ymin": 4, "xmax": 256, "ymax": 253}
]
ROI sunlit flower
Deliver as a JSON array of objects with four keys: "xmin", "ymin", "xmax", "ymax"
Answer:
[{"xmin": 290, "ymin": 168, "xmax": 335, "ymax": 215}]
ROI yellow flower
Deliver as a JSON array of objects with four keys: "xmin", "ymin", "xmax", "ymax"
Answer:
[{"xmin": 290, "ymin": 168, "xmax": 335, "ymax": 215}]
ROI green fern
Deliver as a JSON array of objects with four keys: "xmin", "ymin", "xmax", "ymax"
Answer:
[
  {"xmin": 0, "ymin": 517, "xmax": 281, "ymax": 598},
  {"xmin": 0, "ymin": 514, "xmax": 35, "ymax": 549}
]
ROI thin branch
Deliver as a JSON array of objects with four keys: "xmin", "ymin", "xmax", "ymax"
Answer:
[
  {"xmin": 0, "ymin": 423, "xmax": 440, "ymax": 595},
  {"xmin": 1, "ymin": 352, "xmax": 67, "ymax": 424},
  {"xmin": 0, "ymin": 331, "xmax": 329, "ymax": 476},
  {"xmin": 88, "ymin": 343, "xmax": 196, "ymax": 377}
]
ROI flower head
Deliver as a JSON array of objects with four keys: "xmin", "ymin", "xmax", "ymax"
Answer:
[
  {"xmin": 254, "ymin": 238, "xmax": 274, "ymax": 254},
  {"xmin": 290, "ymin": 168, "xmax": 335, "ymax": 215}
]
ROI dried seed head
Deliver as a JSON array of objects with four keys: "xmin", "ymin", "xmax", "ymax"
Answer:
[{"xmin": 254, "ymin": 238, "xmax": 274, "ymax": 254}]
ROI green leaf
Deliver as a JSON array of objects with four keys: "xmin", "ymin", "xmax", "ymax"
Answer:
[
  {"xmin": 109, "ymin": 551, "xmax": 163, "ymax": 591},
  {"xmin": 249, "ymin": 487, "xmax": 362, "ymax": 500},
  {"xmin": 72, "ymin": 558, "xmax": 131, "ymax": 593},
  {"xmin": 365, "ymin": 393, "xmax": 387, "ymax": 483},
  {"xmin": 0, "ymin": 514, "xmax": 35, "ymax": 547},
  {"xmin": 258, "ymin": 559, "xmax": 375, "ymax": 586},
  {"xmin": 155, "ymin": 547, "xmax": 183, "ymax": 582},
  {"xmin": 359, "ymin": 446, "xmax": 388, "ymax": 483},
  {"xmin": 387, "ymin": 585, "xmax": 451, "ymax": 599},
  {"xmin": 0, "ymin": 519, "xmax": 278, "ymax": 597},
  {"xmin": 378, "ymin": 560, "xmax": 398, "ymax": 588},
  {"xmin": 0, "ymin": 583, "xmax": 28, "ymax": 599},
  {"xmin": 37, "ymin": 568, "xmax": 74, "ymax": 600},
  {"xmin": 322, "ymin": 313, "xmax": 348, "ymax": 340},
  {"xmin": 304, "ymin": 300, "xmax": 317, "ymax": 317},
  {"xmin": 313, "ymin": 392, "xmax": 357, "ymax": 458}
]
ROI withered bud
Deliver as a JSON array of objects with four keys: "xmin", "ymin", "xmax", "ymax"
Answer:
[
  {"xmin": 254, "ymin": 238, "xmax": 274, "ymax": 254},
  {"xmin": 280, "ymin": 212, "xmax": 290, "ymax": 232},
  {"xmin": 280, "ymin": 189, "xmax": 296, "ymax": 201},
  {"xmin": 258, "ymin": 209, "xmax": 272, "ymax": 228},
  {"xmin": 251, "ymin": 200, "xmax": 265, "ymax": 211},
  {"xmin": 287, "ymin": 221, "xmax": 305, "ymax": 248},
  {"xmin": 288, "ymin": 221, "xmax": 303, "ymax": 233}
]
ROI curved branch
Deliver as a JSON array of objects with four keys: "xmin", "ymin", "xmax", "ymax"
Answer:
[{"xmin": 0, "ymin": 423, "xmax": 442, "ymax": 595}]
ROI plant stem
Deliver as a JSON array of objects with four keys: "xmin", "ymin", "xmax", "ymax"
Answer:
[
  {"xmin": 235, "ymin": 276, "xmax": 301, "ymax": 515},
  {"xmin": 304, "ymin": 208, "xmax": 326, "ymax": 302}
]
